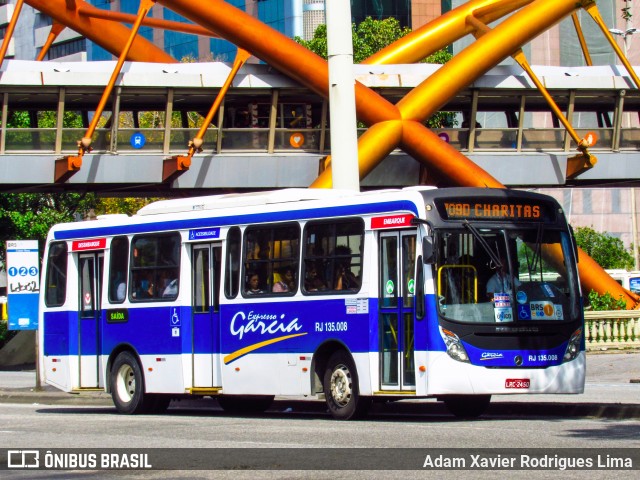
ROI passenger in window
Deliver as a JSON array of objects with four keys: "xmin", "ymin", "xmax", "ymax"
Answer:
[
  {"xmin": 116, "ymin": 278, "xmax": 126, "ymax": 301},
  {"xmin": 273, "ymin": 268, "xmax": 295, "ymax": 293},
  {"xmin": 158, "ymin": 270, "xmax": 178, "ymax": 298},
  {"xmin": 486, "ymin": 256, "xmax": 520, "ymax": 301},
  {"xmin": 334, "ymin": 246, "xmax": 360, "ymax": 290},
  {"xmin": 163, "ymin": 278, "xmax": 178, "ymax": 297},
  {"xmin": 134, "ymin": 274, "xmax": 154, "ymax": 299},
  {"xmin": 305, "ymin": 267, "xmax": 326, "ymax": 291},
  {"xmin": 246, "ymin": 272, "xmax": 264, "ymax": 295}
]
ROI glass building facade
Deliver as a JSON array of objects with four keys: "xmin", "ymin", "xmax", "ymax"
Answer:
[{"xmin": 80, "ymin": 1, "xmax": 414, "ymax": 62}]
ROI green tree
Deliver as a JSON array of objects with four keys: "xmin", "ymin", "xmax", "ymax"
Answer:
[
  {"xmin": 0, "ymin": 193, "xmax": 98, "ymax": 265},
  {"xmin": 574, "ymin": 226, "xmax": 634, "ymax": 270},
  {"xmin": 296, "ymin": 18, "xmax": 454, "ymax": 128},
  {"xmin": 95, "ymin": 197, "xmax": 158, "ymax": 216},
  {"xmin": 296, "ymin": 17, "xmax": 451, "ymax": 65},
  {"xmin": 587, "ymin": 290, "xmax": 627, "ymax": 311}
]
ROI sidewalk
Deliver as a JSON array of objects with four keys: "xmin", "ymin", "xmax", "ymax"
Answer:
[{"xmin": 1, "ymin": 352, "xmax": 638, "ymax": 418}]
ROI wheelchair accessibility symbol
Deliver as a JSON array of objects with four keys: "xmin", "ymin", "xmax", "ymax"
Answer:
[
  {"xmin": 170, "ymin": 308, "xmax": 180, "ymax": 326},
  {"xmin": 518, "ymin": 305, "xmax": 531, "ymax": 320}
]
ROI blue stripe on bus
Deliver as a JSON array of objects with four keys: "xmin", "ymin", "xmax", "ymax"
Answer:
[
  {"xmin": 42, "ymin": 296, "xmax": 446, "ymax": 358},
  {"xmin": 53, "ymin": 200, "xmax": 420, "ymax": 240},
  {"xmin": 43, "ymin": 293, "xmax": 571, "ymax": 368},
  {"xmin": 43, "ymin": 299, "xmax": 380, "ymax": 357},
  {"xmin": 463, "ymin": 341, "xmax": 568, "ymax": 367}
]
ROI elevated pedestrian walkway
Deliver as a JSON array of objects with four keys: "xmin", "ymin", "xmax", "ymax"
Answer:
[{"xmin": 1, "ymin": 61, "xmax": 639, "ymax": 194}]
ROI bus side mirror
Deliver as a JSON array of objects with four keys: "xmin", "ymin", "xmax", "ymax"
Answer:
[
  {"xmin": 416, "ymin": 257, "xmax": 425, "ymax": 320},
  {"xmin": 422, "ymin": 237, "xmax": 434, "ymax": 264}
]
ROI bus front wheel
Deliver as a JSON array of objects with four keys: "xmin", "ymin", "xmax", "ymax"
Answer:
[
  {"xmin": 323, "ymin": 351, "xmax": 368, "ymax": 420},
  {"xmin": 110, "ymin": 351, "xmax": 148, "ymax": 414},
  {"xmin": 442, "ymin": 395, "xmax": 492, "ymax": 418}
]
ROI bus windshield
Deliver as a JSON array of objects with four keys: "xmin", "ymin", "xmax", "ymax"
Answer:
[{"xmin": 434, "ymin": 225, "xmax": 580, "ymax": 324}]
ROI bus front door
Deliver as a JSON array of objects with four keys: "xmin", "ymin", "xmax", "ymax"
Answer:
[
  {"xmin": 379, "ymin": 230, "xmax": 416, "ymax": 391},
  {"xmin": 78, "ymin": 252, "xmax": 104, "ymax": 388},
  {"xmin": 191, "ymin": 243, "xmax": 222, "ymax": 388}
]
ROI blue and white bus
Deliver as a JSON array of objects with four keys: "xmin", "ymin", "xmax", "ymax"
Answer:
[{"xmin": 38, "ymin": 187, "xmax": 584, "ymax": 419}]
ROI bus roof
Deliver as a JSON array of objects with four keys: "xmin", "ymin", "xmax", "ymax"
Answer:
[
  {"xmin": 136, "ymin": 187, "xmax": 436, "ymax": 216},
  {"xmin": 47, "ymin": 187, "xmax": 436, "ymax": 241}
]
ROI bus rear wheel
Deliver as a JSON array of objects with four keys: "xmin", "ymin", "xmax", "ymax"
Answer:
[
  {"xmin": 110, "ymin": 351, "xmax": 149, "ymax": 414},
  {"xmin": 323, "ymin": 351, "xmax": 368, "ymax": 420},
  {"xmin": 442, "ymin": 395, "xmax": 492, "ymax": 418}
]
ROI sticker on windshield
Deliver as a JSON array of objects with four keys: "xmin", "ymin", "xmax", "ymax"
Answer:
[
  {"xmin": 516, "ymin": 291, "xmax": 527, "ymax": 304},
  {"xmin": 529, "ymin": 301, "xmax": 562, "ymax": 320},
  {"xmin": 494, "ymin": 307, "xmax": 513, "ymax": 323},
  {"xmin": 493, "ymin": 293, "xmax": 511, "ymax": 308},
  {"xmin": 554, "ymin": 304, "xmax": 563, "ymax": 320},
  {"xmin": 518, "ymin": 304, "xmax": 531, "ymax": 320},
  {"xmin": 541, "ymin": 283, "xmax": 555, "ymax": 297}
]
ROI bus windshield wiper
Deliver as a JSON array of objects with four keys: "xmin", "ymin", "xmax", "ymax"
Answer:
[
  {"xmin": 529, "ymin": 223, "xmax": 544, "ymax": 277},
  {"xmin": 463, "ymin": 221, "xmax": 502, "ymax": 269}
]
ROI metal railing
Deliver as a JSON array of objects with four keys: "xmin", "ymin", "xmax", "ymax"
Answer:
[
  {"xmin": 0, "ymin": 125, "xmax": 635, "ymax": 156},
  {"xmin": 584, "ymin": 310, "xmax": 640, "ymax": 351}
]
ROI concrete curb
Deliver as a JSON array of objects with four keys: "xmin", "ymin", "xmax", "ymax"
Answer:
[
  {"xmin": 0, "ymin": 388, "xmax": 112, "ymax": 406},
  {"xmin": 1, "ymin": 390, "xmax": 639, "ymax": 420}
]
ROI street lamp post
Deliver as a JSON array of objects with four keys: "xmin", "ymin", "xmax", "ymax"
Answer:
[
  {"xmin": 609, "ymin": 27, "xmax": 637, "ymax": 56},
  {"xmin": 610, "ymin": 3, "xmax": 639, "ymax": 268}
]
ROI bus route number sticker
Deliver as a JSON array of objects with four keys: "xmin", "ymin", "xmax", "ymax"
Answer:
[{"xmin": 345, "ymin": 298, "xmax": 368, "ymax": 314}]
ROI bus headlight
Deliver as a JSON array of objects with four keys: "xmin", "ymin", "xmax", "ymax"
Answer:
[
  {"xmin": 439, "ymin": 327, "xmax": 470, "ymax": 363},
  {"xmin": 563, "ymin": 328, "xmax": 582, "ymax": 363}
]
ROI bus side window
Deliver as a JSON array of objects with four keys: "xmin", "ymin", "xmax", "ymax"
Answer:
[
  {"xmin": 130, "ymin": 233, "xmax": 181, "ymax": 302},
  {"xmin": 242, "ymin": 223, "xmax": 299, "ymax": 296},
  {"xmin": 108, "ymin": 236, "xmax": 129, "ymax": 303},
  {"xmin": 302, "ymin": 219, "xmax": 364, "ymax": 294},
  {"xmin": 45, "ymin": 242, "xmax": 68, "ymax": 307},
  {"xmin": 225, "ymin": 227, "xmax": 241, "ymax": 299}
]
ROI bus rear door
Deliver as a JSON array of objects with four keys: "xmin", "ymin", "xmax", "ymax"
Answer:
[
  {"xmin": 78, "ymin": 252, "xmax": 104, "ymax": 388},
  {"xmin": 191, "ymin": 243, "xmax": 222, "ymax": 388},
  {"xmin": 379, "ymin": 230, "xmax": 416, "ymax": 391}
]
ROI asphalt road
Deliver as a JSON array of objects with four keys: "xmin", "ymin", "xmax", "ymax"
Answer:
[{"xmin": 0, "ymin": 352, "xmax": 638, "ymax": 479}]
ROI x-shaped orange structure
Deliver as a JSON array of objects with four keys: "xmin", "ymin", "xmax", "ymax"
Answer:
[{"xmin": 8, "ymin": 0, "xmax": 640, "ymax": 306}]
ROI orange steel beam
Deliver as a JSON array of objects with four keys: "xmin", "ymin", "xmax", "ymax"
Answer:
[
  {"xmin": 0, "ymin": 0, "xmax": 24, "ymax": 68},
  {"xmin": 464, "ymin": 13, "xmax": 596, "ymax": 177},
  {"xmin": 24, "ymin": 0, "xmax": 175, "ymax": 63},
  {"xmin": 164, "ymin": 48, "xmax": 252, "ymax": 182},
  {"xmin": 36, "ymin": 22, "xmax": 66, "ymax": 62},
  {"xmin": 571, "ymin": 13, "xmax": 593, "ymax": 66},
  {"xmin": 583, "ymin": 1, "xmax": 640, "ymax": 89},
  {"xmin": 80, "ymin": 0, "xmax": 156, "ymax": 153},
  {"xmin": 56, "ymin": 0, "xmax": 158, "ymax": 182},
  {"xmin": 153, "ymin": 0, "xmax": 637, "ymax": 308},
  {"xmin": 25, "ymin": 0, "xmax": 636, "ymax": 307},
  {"xmin": 364, "ymin": 0, "xmax": 533, "ymax": 65},
  {"xmin": 314, "ymin": 0, "xmax": 599, "ymax": 187},
  {"xmin": 189, "ymin": 48, "xmax": 251, "ymax": 156},
  {"xmin": 76, "ymin": 3, "xmax": 219, "ymax": 38}
]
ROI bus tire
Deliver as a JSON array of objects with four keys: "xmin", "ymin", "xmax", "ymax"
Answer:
[
  {"xmin": 217, "ymin": 395, "xmax": 275, "ymax": 413},
  {"xmin": 443, "ymin": 395, "xmax": 491, "ymax": 418},
  {"xmin": 323, "ymin": 350, "xmax": 367, "ymax": 420},
  {"xmin": 110, "ymin": 351, "xmax": 149, "ymax": 414}
]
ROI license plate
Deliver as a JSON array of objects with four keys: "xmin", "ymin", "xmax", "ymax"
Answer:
[{"xmin": 505, "ymin": 378, "xmax": 530, "ymax": 389}]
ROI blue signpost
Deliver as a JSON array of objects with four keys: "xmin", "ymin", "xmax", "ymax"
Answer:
[
  {"xmin": 5, "ymin": 240, "xmax": 41, "ymax": 388},
  {"xmin": 6, "ymin": 240, "xmax": 40, "ymax": 331}
]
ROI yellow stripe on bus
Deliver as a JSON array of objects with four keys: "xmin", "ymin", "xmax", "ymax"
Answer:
[{"xmin": 223, "ymin": 333, "xmax": 307, "ymax": 364}]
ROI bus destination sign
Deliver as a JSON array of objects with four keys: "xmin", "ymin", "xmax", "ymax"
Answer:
[{"xmin": 436, "ymin": 199, "xmax": 555, "ymax": 222}]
